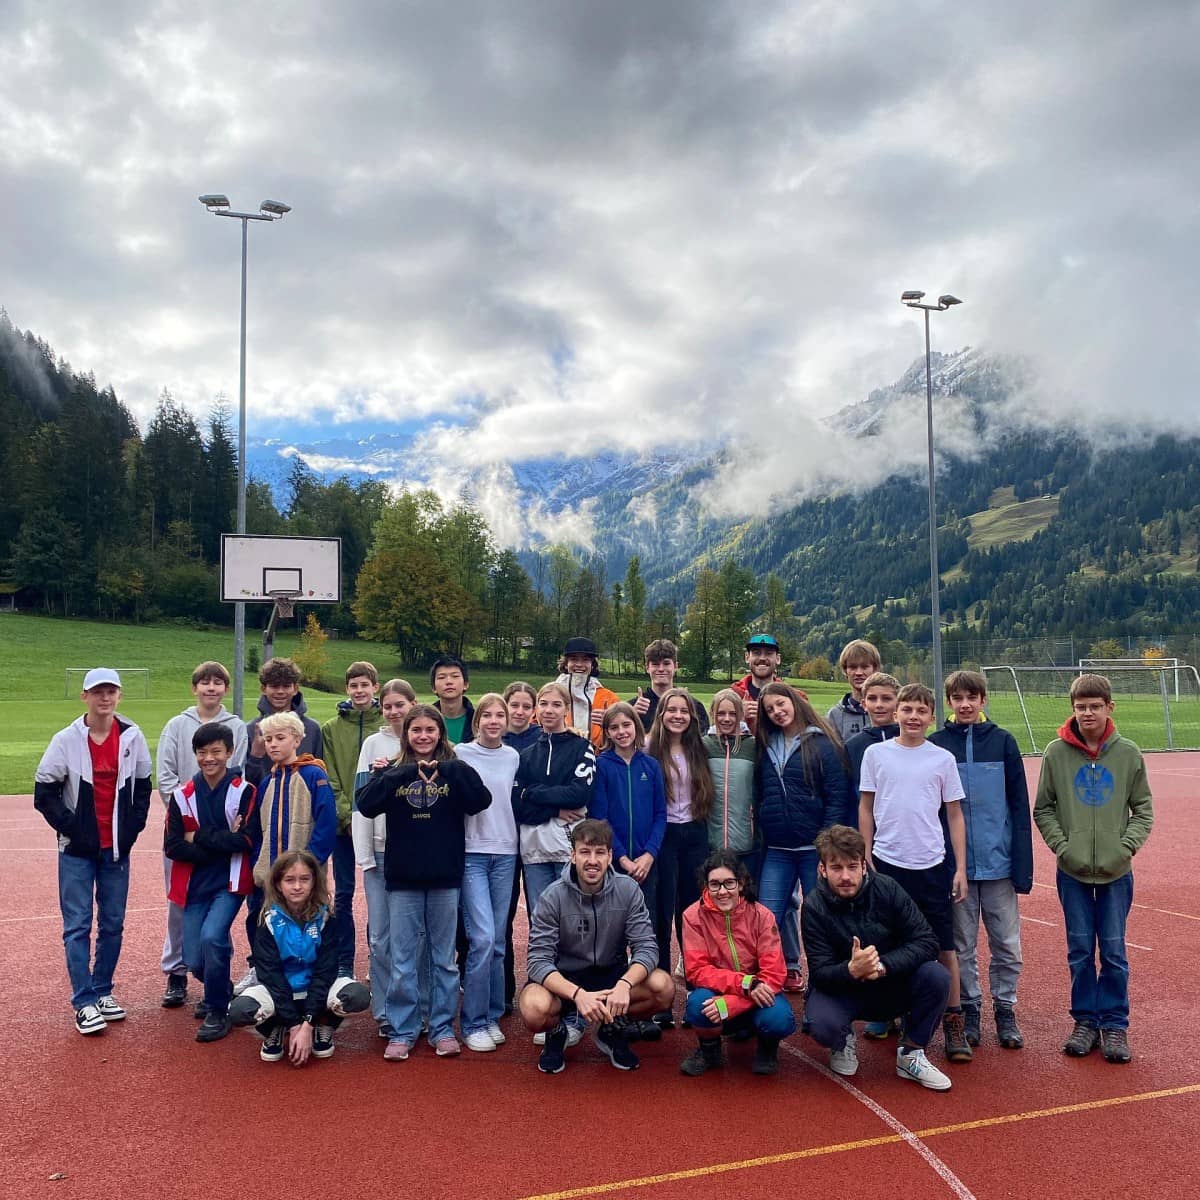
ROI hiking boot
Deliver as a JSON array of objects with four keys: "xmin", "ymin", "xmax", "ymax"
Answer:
[
  {"xmin": 195, "ymin": 1011, "xmax": 231, "ymax": 1043},
  {"xmin": 1063, "ymin": 1021, "xmax": 1099, "ymax": 1057},
  {"xmin": 162, "ymin": 973, "xmax": 188, "ymax": 1008},
  {"xmin": 752, "ymin": 1036, "xmax": 780, "ymax": 1075},
  {"xmin": 783, "ymin": 969, "xmax": 804, "ymax": 994},
  {"xmin": 96, "ymin": 995, "xmax": 126, "ymax": 1022},
  {"xmin": 942, "ymin": 1010, "xmax": 973, "ymax": 1062},
  {"xmin": 596, "ymin": 1023, "xmax": 640, "ymax": 1071},
  {"xmin": 962, "ymin": 1002, "xmax": 981, "ymax": 1047},
  {"xmin": 1100, "ymin": 1028, "xmax": 1132, "ymax": 1064},
  {"xmin": 829, "ymin": 1031, "xmax": 859, "ymax": 1077},
  {"xmin": 193, "ymin": 1001, "xmax": 210, "ymax": 1021},
  {"xmin": 75, "ymin": 1005, "xmax": 106, "ymax": 1036},
  {"xmin": 312, "ymin": 1025, "xmax": 336, "ymax": 1058},
  {"xmin": 897, "ymin": 1045, "xmax": 952, "ymax": 1091},
  {"xmin": 994, "ymin": 1001, "xmax": 1024, "ymax": 1049},
  {"xmin": 680, "ymin": 1037, "xmax": 724, "ymax": 1076},
  {"xmin": 260, "ymin": 1026, "xmax": 285, "ymax": 1062},
  {"xmin": 538, "ymin": 1023, "xmax": 568, "ymax": 1074}
]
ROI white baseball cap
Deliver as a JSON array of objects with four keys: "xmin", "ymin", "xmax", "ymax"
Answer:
[{"xmin": 82, "ymin": 668, "xmax": 122, "ymax": 690}]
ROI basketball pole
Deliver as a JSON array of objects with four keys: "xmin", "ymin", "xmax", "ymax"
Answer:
[{"xmin": 199, "ymin": 195, "xmax": 291, "ymax": 717}]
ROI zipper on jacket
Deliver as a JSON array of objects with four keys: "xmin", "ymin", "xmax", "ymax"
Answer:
[
  {"xmin": 591, "ymin": 893, "xmax": 599, "ymax": 965},
  {"xmin": 626, "ymin": 761, "xmax": 634, "ymax": 857},
  {"xmin": 724, "ymin": 912, "xmax": 742, "ymax": 972},
  {"xmin": 723, "ymin": 741, "xmax": 731, "ymax": 848}
]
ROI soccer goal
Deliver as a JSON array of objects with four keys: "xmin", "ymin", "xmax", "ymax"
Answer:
[
  {"xmin": 64, "ymin": 668, "xmax": 151, "ymax": 699},
  {"xmin": 982, "ymin": 664, "xmax": 1200, "ymax": 753},
  {"xmin": 1079, "ymin": 657, "xmax": 1184, "ymax": 700}
]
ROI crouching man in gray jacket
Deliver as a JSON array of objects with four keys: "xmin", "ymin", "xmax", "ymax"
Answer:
[{"xmin": 521, "ymin": 819, "xmax": 675, "ymax": 1073}]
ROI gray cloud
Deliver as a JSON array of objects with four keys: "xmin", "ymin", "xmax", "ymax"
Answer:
[{"xmin": 1, "ymin": 0, "xmax": 1196, "ymax": 521}]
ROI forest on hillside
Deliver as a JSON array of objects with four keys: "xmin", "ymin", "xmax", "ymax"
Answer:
[{"xmin": 3, "ymin": 311, "xmax": 1199, "ymax": 672}]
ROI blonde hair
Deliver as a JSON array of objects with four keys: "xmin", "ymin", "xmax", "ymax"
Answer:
[
  {"xmin": 838, "ymin": 638, "xmax": 882, "ymax": 671},
  {"xmin": 472, "ymin": 692, "xmax": 509, "ymax": 732},
  {"xmin": 258, "ymin": 711, "xmax": 305, "ymax": 740},
  {"xmin": 380, "ymin": 678, "xmax": 417, "ymax": 703}
]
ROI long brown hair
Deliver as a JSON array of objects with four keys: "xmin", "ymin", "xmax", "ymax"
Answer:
[
  {"xmin": 399, "ymin": 704, "xmax": 453, "ymax": 763},
  {"xmin": 754, "ymin": 681, "xmax": 848, "ymax": 785},
  {"xmin": 263, "ymin": 849, "xmax": 331, "ymax": 923},
  {"xmin": 647, "ymin": 687, "xmax": 714, "ymax": 822}
]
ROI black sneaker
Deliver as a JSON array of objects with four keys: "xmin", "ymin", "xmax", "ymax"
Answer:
[
  {"xmin": 1100, "ymin": 1028, "xmax": 1131, "ymax": 1064},
  {"xmin": 595, "ymin": 1023, "xmax": 640, "ymax": 1071},
  {"xmin": 631, "ymin": 1019, "xmax": 662, "ymax": 1043},
  {"xmin": 752, "ymin": 1036, "xmax": 780, "ymax": 1075},
  {"xmin": 537, "ymin": 1024, "xmax": 568, "ymax": 1074},
  {"xmin": 962, "ymin": 1002, "xmax": 981, "ymax": 1047},
  {"xmin": 260, "ymin": 1026, "xmax": 286, "ymax": 1063},
  {"xmin": 312, "ymin": 1025, "xmax": 336, "ymax": 1058},
  {"xmin": 994, "ymin": 1001, "xmax": 1024, "ymax": 1049},
  {"xmin": 680, "ymin": 1037, "xmax": 723, "ymax": 1076},
  {"xmin": 1063, "ymin": 1021, "xmax": 1099, "ymax": 1057},
  {"xmin": 651, "ymin": 1010, "xmax": 675, "ymax": 1031},
  {"xmin": 193, "ymin": 1000, "xmax": 210, "ymax": 1021},
  {"xmin": 162, "ymin": 973, "xmax": 188, "ymax": 1008},
  {"xmin": 195, "ymin": 1012, "xmax": 231, "ymax": 1043}
]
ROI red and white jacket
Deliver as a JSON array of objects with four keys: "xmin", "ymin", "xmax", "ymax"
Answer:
[{"xmin": 164, "ymin": 776, "xmax": 257, "ymax": 905}]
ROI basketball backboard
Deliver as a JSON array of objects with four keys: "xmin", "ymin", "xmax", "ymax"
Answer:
[{"xmin": 220, "ymin": 534, "xmax": 341, "ymax": 603}]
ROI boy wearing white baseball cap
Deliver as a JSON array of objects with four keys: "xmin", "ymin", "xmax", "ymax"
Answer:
[{"xmin": 34, "ymin": 668, "xmax": 152, "ymax": 1036}]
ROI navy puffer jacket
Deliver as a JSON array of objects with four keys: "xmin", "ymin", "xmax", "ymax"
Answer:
[{"xmin": 756, "ymin": 727, "xmax": 853, "ymax": 848}]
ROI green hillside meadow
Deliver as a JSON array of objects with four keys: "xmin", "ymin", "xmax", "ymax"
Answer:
[{"xmin": 0, "ymin": 614, "xmax": 845, "ymax": 794}]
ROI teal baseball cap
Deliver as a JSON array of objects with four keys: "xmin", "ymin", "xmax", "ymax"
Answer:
[{"xmin": 745, "ymin": 634, "xmax": 779, "ymax": 651}]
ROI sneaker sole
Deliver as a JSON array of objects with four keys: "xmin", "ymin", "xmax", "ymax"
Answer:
[
  {"xmin": 76, "ymin": 1021, "xmax": 106, "ymax": 1036},
  {"xmin": 260, "ymin": 1048, "xmax": 285, "ymax": 1062},
  {"xmin": 195, "ymin": 1027, "xmax": 231, "ymax": 1043},
  {"xmin": 161, "ymin": 996, "xmax": 187, "ymax": 1009},
  {"xmin": 465, "ymin": 1039, "xmax": 498, "ymax": 1052},
  {"xmin": 98, "ymin": 1009, "xmax": 126, "ymax": 1022},
  {"xmin": 311, "ymin": 1045, "xmax": 335, "ymax": 1059},
  {"xmin": 435, "ymin": 1045, "xmax": 461, "ymax": 1057},
  {"xmin": 829, "ymin": 1059, "xmax": 858, "ymax": 1077},
  {"xmin": 595, "ymin": 1040, "xmax": 639, "ymax": 1071},
  {"xmin": 537, "ymin": 1058, "xmax": 566, "ymax": 1074}
]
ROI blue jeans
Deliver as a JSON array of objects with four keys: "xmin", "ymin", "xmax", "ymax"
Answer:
[
  {"xmin": 1056, "ymin": 868, "xmax": 1134, "ymax": 1030},
  {"xmin": 362, "ymin": 855, "xmax": 391, "ymax": 1025},
  {"xmin": 57, "ymin": 852, "xmax": 130, "ymax": 1009},
  {"xmin": 386, "ymin": 887, "xmax": 459, "ymax": 1044},
  {"xmin": 523, "ymin": 861, "xmax": 565, "ymax": 928},
  {"xmin": 461, "ymin": 853, "xmax": 517, "ymax": 1034},
  {"xmin": 182, "ymin": 890, "xmax": 244, "ymax": 1016},
  {"xmin": 758, "ymin": 847, "xmax": 817, "ymax": 972},
  {"xmin": 331, "ymin": 832, "xmax": 357, "ymax": 975},
  {"xmin": 685, "ymin": 988, "xmax": 797, "ymax": 1039}
]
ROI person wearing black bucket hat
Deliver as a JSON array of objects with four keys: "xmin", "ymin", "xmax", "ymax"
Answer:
[{"xmin": 555, "ymin": 637, "xmax": 620, "ymax": 750}]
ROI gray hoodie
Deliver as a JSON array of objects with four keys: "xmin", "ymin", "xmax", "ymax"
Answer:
[
  {"xmin": 156, "ymin": 706, "xmax": 248, "ymax": 800},
  {"xmin": 526, "ymin": 863, "xmax": 658, "ymax": 985}
]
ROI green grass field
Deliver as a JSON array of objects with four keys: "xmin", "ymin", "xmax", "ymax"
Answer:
[{"xmin": 0, "ymin": 613, "xmax": 845, "ymax": 793}]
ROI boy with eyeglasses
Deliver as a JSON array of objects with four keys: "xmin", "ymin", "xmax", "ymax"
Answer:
[{"xmin": 1034, "ymin": 674, "xmax": 1153, "ymax": 1064}]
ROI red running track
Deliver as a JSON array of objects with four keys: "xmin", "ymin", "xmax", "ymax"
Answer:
[{"xmin": 2, "ymin": 753, "xmax": 1197, "ymax": 1200}]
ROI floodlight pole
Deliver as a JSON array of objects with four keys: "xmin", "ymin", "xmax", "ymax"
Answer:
[
  {"xmin": 199, "ymin": 196, "xmax": 290, "ymax": 717},
  {"xmin": 901, "ymin": 291, "xmax": 962, "ymax": 726}
]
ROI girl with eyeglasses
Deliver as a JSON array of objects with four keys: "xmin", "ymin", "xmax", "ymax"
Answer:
[{"xmin": 679, "ymin": 850, "xmax": 795, "ymax": 1076}]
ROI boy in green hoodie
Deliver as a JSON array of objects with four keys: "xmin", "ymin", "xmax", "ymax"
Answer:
[
  {"xmin": 321, "ymin": 660, "xmax": 383, "ymax": 978},
  {"xmin": 1034, "ymin": 674, "xmax": 1153, "ymax": 1064}
]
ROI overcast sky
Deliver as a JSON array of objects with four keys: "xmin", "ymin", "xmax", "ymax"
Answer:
[{"xmin": 2, "ymin": 0, "xmax": 1196, "ymax": 520}]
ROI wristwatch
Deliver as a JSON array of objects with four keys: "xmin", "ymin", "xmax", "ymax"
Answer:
[{"xmin": 302, "ymin": 1013, "xmax": 315, "ymax": 1025}]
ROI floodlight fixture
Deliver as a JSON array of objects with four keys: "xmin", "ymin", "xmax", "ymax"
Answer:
[
  {"xmin": 199, "ymin": 194, "xmax": 230, "ymax": 208},
  {"xmin": 260, "ymin": 200, "xmax": 291, "ymax": 217},
  {"xmin": 938, "ymin": 294, "xmax": 962, "ymax": 308},
  {"xmin": 900, "ymin": 290, "xmax": 925, "ymax": 302}
]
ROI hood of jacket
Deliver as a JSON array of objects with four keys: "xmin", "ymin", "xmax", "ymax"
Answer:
[
  {"xmin": 1057, "ymin": 716, "xmax": 1116, "ymax": 760},
  {"xmin": 257, "ymin": 691, "xmax": 310, "ymax": 717}
]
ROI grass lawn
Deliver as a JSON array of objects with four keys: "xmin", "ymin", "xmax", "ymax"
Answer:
[{"xmin": 0, "ymin": 613, "xmax": 846, "ymax": 793}]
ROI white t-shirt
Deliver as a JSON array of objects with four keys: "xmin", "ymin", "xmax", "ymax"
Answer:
[
  {"xmin": 455, "ymin": 741, "xmax": 520, "ymax": 855},
  {"xmin": 351, "ymin": 727, "xmax": 403, "ymax": 866},
  {"xmin": 859, "ymin": 738, "xmax": 964, "ymax": 870}
]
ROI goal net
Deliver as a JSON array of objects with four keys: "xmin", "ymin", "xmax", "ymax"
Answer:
[
  {"xmin": 64, "ymin": 668, "xmax": 152, "ymax": 700},
  {"xmin": 982, "ymin": 664, "xmax": 1200, "ymax": 753}
]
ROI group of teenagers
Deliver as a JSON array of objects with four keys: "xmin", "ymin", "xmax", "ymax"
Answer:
[{"xmin": 34, "ymin": 630, "xmax": 1154, "ymax": 1089}]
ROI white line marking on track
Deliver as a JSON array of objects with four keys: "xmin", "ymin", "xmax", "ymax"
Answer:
[
  {"xmin": 1133, "ymin": 903, "xmax": 1200, "ymax": 922},
  {"xmin": 1020, "ymin": 916, "xmax": 1055, "ymax": 926},
  {"xmin": 0, "ymin": 904, "xmax": 166, "ymax": 924},
  {"xmin": 780, "ymin": 1042, "xmax": 977, "ymax": 1199}
]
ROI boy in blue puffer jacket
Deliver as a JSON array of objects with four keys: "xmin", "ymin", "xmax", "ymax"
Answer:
[{"xmin": 929, "ymin": 670, "xmax": 1032, "ymax": 1051}]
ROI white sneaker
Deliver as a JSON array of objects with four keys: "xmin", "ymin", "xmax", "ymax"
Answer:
[
  {"xmin": 96, "ymin": 995, "xmax": 126, "ymax": 1022},
  {"xmin": 487, "ymin": 1022, "xmax": 506, "ymax": 1045},
  {"xmin": 465, "ymin": 1029, "xmax": 498, "ymax": 1052},
  {"xmin": 533, "ymin": 1031, "xmax": 546, "ymax": 1045},
  {"xmin": 75, "ymin": 1005, "xmax": 106, "ymax": 1035},
  {"xmin": 897, "ymin": 1046, "xmax": 952, "ymax": 1091},
  {"xmin": 233, "ymin": 968, "xmax": 257, "ymax": 996},
  {"xmin": 566, "ymin": 1024, "xmax": 583, "ymax": 1048},
  {"xmin": 830, "ymin": 1032, "xmax": 858, "ymax": 1077}
]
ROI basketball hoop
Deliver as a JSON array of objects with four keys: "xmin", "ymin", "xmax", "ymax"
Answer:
[{"xmin": 269, "ymin": 589, "xmax": 302, "ymax": 620}]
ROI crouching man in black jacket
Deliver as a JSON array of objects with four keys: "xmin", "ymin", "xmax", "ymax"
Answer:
[{"xmin": 801, "ymin": 824, "xmax": 952, "ymax": 1091}]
